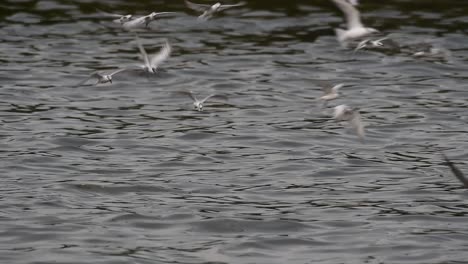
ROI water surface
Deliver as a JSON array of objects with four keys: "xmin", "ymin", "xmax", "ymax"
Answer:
[{"xmin": 1, "ymin": 0, "xmax": 468, "ymax": 263}]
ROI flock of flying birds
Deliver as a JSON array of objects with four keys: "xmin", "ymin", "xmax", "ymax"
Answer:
[
  {"xmin": 77, "ymin": 0, "xmax": 465, "ymax": 186},
  {"xmin": 79, "ymin": 0, "xmax": 247, "ymax": 111}
]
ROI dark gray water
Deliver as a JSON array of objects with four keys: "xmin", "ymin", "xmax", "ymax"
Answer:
[{"xmin": 2, "ymin": 0, "xmax": 468, "ymax": 263}]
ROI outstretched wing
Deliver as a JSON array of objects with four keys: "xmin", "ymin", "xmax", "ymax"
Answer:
[
  {"xmin": 353, "ymin": 39, "xmax": 369, "ymax": 53},
  {"xmin": 331, "ymin": 0, "xmax": 363, "ymax": 29},
  {"xmin": 135, "ymin": 35, "xmax": 151, "ymax": 69},
  {"xmin": 185, "ymin": 0, "xmax": 211, "ymax": 12},
  {"xmin": 151, "ymin": 12, "xmax": 178, "ymax": 18},
  {"xmin": 150, "ymin": 40, "xmax": 172, "ymax": 71},
  {"xmin": 176, "ymin": 90, "xmax": 198, "ymax": 102},
  {"xmin": 218, "ymin": 2, "xmax": 247, "ymax": 11},
  {"xmin": 442, "ymin": 154, "xmax": 468, "ymax": 188},
  {"xmin": 332, "ymin": 83, "xmax": 344, "ymax": 92},
  {"xmin": 108, "ymin": 68, "xmax": 128, "ymax": 77},
  {"xmin": 76, "ymin": 72, "xmax": 101, "ymax": 86},
  {"xmin": 201, "ymin": 94, "xmax": 228, "ymax": 104},
  {"xmin": 97, "ymin": 9, "xmax": 128, "ymax": 18},
  {"xmin": 350, "ymin": 111, "xmax": 365, "ymax": 139}
]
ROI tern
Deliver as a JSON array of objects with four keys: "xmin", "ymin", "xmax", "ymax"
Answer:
[
  {"xmin": 442, "ymin": 154, "xmax": 468, "ymax": 188},
  {"xmin": 320, "ymin": 83, "xmax": 344, "ymax": 102},
  {"xmin": 79, "ymin": 68, "xmax": 128, "ymax": 85},
  {"xmin": 135, "ymin": 37, "xmax": 171, "ymax": 74},
  {"xmin": 334, "ymin": 104, "xmax": 365, "ymax": 139},
  {"xmin": 353, "ymin": 37, "xmax": 388, "ymax": 53},
  {"xmin": 331, "ymin": 0, "xmax": 379, "ymax": 43},
  {"xmin": 122, "ymin": 12, "xmax": 176, "ymax": 30},
  {"xmin": 98, "ymin": 10, "xmax": 133, "ymax": 24},
  {"xmin": 184, "ymin": 0, "xmax": 246, "ymax": 20},
  {"xmin": 178, "ymin": 90, "xmax": 228, "ymax": 111}
]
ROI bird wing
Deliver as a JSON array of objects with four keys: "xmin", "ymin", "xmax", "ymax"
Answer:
[
  {"xmin": 218, "ymin": 2, "xmax": 247, "ymax": 11},
  {"xmin": 375, "ymin": 37, "xmax": 389, "ymax": 43},
  {"xmin": 333, "ymin": 104, "xmax": 348, "ymax": 120},
  {"xmin": 331, "ymin": 0, "xmax": 363, "ymax": 29},
  {"xmin": 442, "ymin": 154, "xmax": 468, "ymax": 188},
  {"xmin": 108, "ymin": 68, "xmax": 128, "ymax": 77},
  {"xmin": 123, "ymin": 16, "xmax": 146, "ymax": 29},
  {"xmin": 97, "ymin": 9, "xmax": 127, "ymax": 18},
  {"xmin": 150, "ymin": 40, "xmax": 172, "ymax": 70},
  {"xmin": 354, "ymin": 39, "xmax": 369, "ymax": 53},
  {"xmin": 177, "ymin": 90, "xmax": 198, "ymax": 102},
  {"xmin": 151, "ymin": 12, "xmax": 178, "ymax": 18},
  {"xmin": 201, "ymin": 94, "xmax": 228, "ymax": 104},
  {"xmin": 136, "ymin": 36, "xmax": 151, "ymax": 69},
  {"xmin": 350, "ymin": 111, "xmax": 365, "ymax": 139},
  {"xmin": 76, "ymin": 72, "xmax": 100, "ymax": 86},
  {"xmin": 185, "ymin": 0, "xmax": 211, "ymax": 12},
  {"xmin": 332, "ymin": 83, "xmax": 344, "ymax": 92}
]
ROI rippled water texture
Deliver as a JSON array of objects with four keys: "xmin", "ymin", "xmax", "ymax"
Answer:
[{"xmin": 1, "ymin": 0, "xmax": 468, "ymax": 263}]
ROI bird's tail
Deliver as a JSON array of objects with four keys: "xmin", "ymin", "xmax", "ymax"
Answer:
[{"xmin": 334, "ymin": 28, "xmax": 347, "ymax": 43}]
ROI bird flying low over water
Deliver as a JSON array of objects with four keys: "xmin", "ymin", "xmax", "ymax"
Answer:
[
  {"xmin": 353, "ymin": 37, "xmax": 388, "ymax": 53},
  {"xmin": 121, "ymin": 12, "xmax": 177, "ymax": 30},
  {"xmin": 78, "ymin": 68, "xmax": 129, "ymax": 86},
  {"xmin": 442, "ymin": 154, "xmax": 468, "ymax": 188},
  {"xmin": 135, "ymin": 36, "xmax": 172, "ymax": 74},
  {"xmin": 320, "ymin": 83, "xmax": 344, "ymax": 102},
  {"xmin": 334, "ymin": 104, "xmax": 365, "ymax": 139},
  {"xmin": 177, "ymin": 90, "xmax": 228, "ymax": 111},
  {"xmin": 184, "ymin": 0, "xmax": 246, "ymax": 21},
  {"xmin": 330, "ymin": 0, "xmax": 379, "ymax": 43},
  {"xmin": 98, "ymin": 10, "xmax": 133, "ymax": 24}
]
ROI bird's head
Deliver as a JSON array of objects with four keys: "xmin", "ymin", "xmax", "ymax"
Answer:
[
  {"xmin": 194, "ymin": 102, "xmax": 203, "ymax": 111},
  {"xmin": 119, "ymin": 15, "xmax": 133, "ymax": 23},
  {"xmin": 212, "ymin": 3, "xmax": 222, "ymax": 10},
  {"xmin": 374, "ymin": 41, "xmax": 384, "ymax": 47}
]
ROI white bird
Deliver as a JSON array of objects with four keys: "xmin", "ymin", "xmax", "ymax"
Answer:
[
  {"xmin": 178, "ymin": 91, "xmax": 228, "ymax": 111},
  {"xmin": 122, "ymin": 12, "xmax": 176, "ymax": 30},
  {"xmin": 334, "ymin": 104, "xmax": 365, "ymax": 139},
  {"xmin": 320, "ymin": 83, "xmax": 344, "ymax": 102},
  {"xmin": 184, "ymin": 0, "xmax": 246, "ymax": 21},
  {"xmin": 346, "ymin": 0, "xmax": 359, "ymax": 5},
  {"xmin": 353, "ymin": 37, "xmax": 388, "ymax": 53},
  {"xmin": 97, "ymin": 10, "xmax": 133, "ymax": 24},
  {"xmin": 330, "ymin": 0, "xmax": 379, "ymax": 43},
  {"xmin": 135, "ymin": 37, "xmax": 172, "ymax": 74},
  {"xmin": 79, "ymin": 68, "xmax": 128, "ymax": 85}
]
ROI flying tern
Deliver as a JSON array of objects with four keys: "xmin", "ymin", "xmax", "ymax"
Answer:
[
  {"xmin": 79, "ymin": 68, "xmax": 128, "ymax": 86},
  {"xmin": 334, "ymin": 104, "xmax": 365, "ymax": 139},
  {"xmin": 353, "ymin": 37, "xmax": 388, "ymax": 53},
  {"xmin": 320, "ymin": 83, "xmax": 344, "ymax": 102},
  {"xmin": 122, "ymin": 12, "xmax": 176, "ymax": 30},
  {"xmin": 184, "ymin": 0, "xmax": 246, "ymax": 20},
  {"xmin": 98, "ymin": 10, "xmax": 133, "ymax": 24},
  {"xmin": 135, "ymin": 37, "xmax": 172, "ymax": 74},
  {"xmin": 331, "ymin": 0, "xmax": 379, "ymax": 43},
  {"xmin": 178, "ymin": 90, "xmax": 228, "ymax": 111}
]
